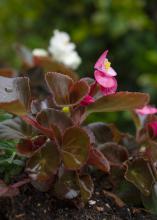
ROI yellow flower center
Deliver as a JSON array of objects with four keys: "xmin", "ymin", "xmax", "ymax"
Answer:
[
  {"xmin": 104, "ymin": 59, "xmax": 111, "ymax": 71},
  {"xmin": 62, "ymin": 106, "xmax": 70, "ymax": 113}
]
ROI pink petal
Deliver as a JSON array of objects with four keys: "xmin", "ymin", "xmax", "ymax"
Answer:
[
  {"xmin": 94, "ymin": 50, "xmax": 108, "ymax": 70},
  {"xmin": 107, "ymin": 67, "xmax": 117, "ymax": 76},
  {"xmin": 135, "ymin": 105, "xmax": 157, "ymax": 115},
  {"xmin": 80, "ymin": 95, "xmax": 95, "ymax": 106},
  {"xmin": 94, "ymin": 70, "xmax": 117, "ymax": 88},
  {"xmin": 100, "ymin": 81, "xmax": 117, "ymax": 96},
  {"xmin": 148, "ymin": 122, "xmax": 157, "ymax": 137}
]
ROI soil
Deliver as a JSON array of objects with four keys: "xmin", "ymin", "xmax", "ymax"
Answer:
[{"xmin": 0, "ymin": 175, "xmax": 157, "ymax": 220}]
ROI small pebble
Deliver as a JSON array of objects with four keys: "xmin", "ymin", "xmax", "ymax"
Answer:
[
  {"xmin": 96, "ymin": 206, "xmax": 104, "ymax": 212},
  {"xmin": 15, "ymin": 213, "xmax": 25, "ymax": 219},
  {"xmin": 88, "ymin": 200, "xmax": 96, "ymax": 205},
  {"xmin": 105, "ymin": 203, "xmax": 111, "ymax": 209}
]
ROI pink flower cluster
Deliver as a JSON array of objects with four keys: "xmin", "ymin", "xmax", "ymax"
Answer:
[
  {"xmin": 135, "ymin": 105, "xmax": 157, "ymax": 138},
  {"xmin": 81, "ymin": 50, "xmax": 118, "ymax": 106}
]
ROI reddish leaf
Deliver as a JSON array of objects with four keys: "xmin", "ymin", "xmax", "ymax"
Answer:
[
  {"xmin": 69, "ymin": 80, "xmax": 90, "ymax": 105},
  {"xmin": 21, "ymin": 115, "xmax": 54, "ymax": 139},
  {"xmin": 45, "ymin": 72, "xmax": 89, "ymax": 106},
  {"xmin": 0, "ymin": 68, "xmax": 16, "ymax": 77},
  {"xmin": 0, "ymin": 178, "xmax": 30, "ymax": 197},
  {"xmin": 34, "ymin": 56, "xmax": 78, "ymax": 81},
  {"xmin": 88, "ymin": 147, "xmax": 110, "ymax": 173},
  {"xmin": 87, "ymin": 92, "xmax": 149, "ymax": 114},
  {"xmin": 36, "ymin": 108, "xmax": 73, "ymax": 133},
  {"xmin": 17, "ymin": 139, "xmax": 34, "ymax": 157},
  {"xmin": 100, "ymin": 142, "xmax": 128, "ymax": 166},
  {"xmin": 17, "ymin": 136, "xmax": 46, "ymax": 157},
  {"xmin": 86, "ymin": 122, "xmax": 121, "ymax": 145}
]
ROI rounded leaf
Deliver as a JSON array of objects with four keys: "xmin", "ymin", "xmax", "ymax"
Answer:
[
  {"xmin": 26, "ymin": 141, "xmax": 60, "ymax": 191},
  {"xmin": 62, "ymin": 127, "xmax": 90, "ymax": 170},
  {"xmin": 125, "ymin": 158, "xmax": 154, "ymax": 196}
]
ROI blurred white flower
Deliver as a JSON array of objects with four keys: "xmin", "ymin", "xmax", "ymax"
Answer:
[
  {"xmin": 48, "ymin": 30, "xmax": 81, "ymax": 70},
  {"xmin": 32, "ymin": 48, "xmax": 48, "ymax": 57}
]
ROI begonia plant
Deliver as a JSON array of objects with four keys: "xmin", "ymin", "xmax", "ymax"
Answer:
[{"xmin": 0, "ymin": 50, "xmax": 150, "ymax": 209}]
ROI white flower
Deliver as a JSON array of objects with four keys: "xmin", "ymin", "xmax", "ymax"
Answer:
[
  {"xmin": 48, "ymin": 30, "xmax": 81, "ymax": 70},
  {"xmin": 32, "ymin": 48, "xmax": 48, "ymax": 57}
]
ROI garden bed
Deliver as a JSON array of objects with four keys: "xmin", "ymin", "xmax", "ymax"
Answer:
[{"xmin": 0, "ymin": 175, "xmax": 156, "ymax": 220}]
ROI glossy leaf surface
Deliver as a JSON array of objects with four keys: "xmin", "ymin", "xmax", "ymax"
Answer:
[
  {"xmin": 87, "ymin": 92, "xmax": 149, "ymax": 114},
  {"xmin": 62, "ymin": 127, "xmax": 90, "ymax": 170}
]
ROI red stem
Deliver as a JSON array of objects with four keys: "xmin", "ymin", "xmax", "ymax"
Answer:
[
  {"xmin": 11, "ymin": 178, "xmax": 30, "ymax": 189},
  {"xmin": 21, "ymin": 115, "xmax": 55, "ymax": 140}
]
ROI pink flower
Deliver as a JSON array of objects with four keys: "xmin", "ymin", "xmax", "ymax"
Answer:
[
  {"xmin": 135, "ymin": 105, "xmax": 157, "ymax": 116},
  {"xmin": 80, "ymin": 95, "xmax": 95, "ymax": 106},
  {"xmin": 94, "ymin": 50, "xmax": 117, "ymax": 95},
  {"xmin": 148, "ymin": 122, "xmax": 157, "ymax": 137}
]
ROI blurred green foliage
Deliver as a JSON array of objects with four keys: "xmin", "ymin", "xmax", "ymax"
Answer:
[
  {"xmin": 1, "ymin": 0, "xmax": 157, "ymax": 132},
  {"xmin": 0, "ymin": 111, "xmax": 25, "ymax": 183}
]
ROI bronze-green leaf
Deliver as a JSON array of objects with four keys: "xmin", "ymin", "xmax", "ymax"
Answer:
[
  {"xmin": 77, "ymin": 174, "xmax": 94, "ymax": 204},
  {"xmin": 46, "ymin": 72, "xmax": 73, "ymax": 105},
  {"xmin": 54, "ymin": 171, "xmax": 79, "ymax": 200},
  {"xmin": 88, "ymin": 147, "xmax": 110, "ymax": 173},
  {"xmin": 45, "ymin": 72, "xmax": 89, "ymax": 106},
  {"xmin": 100, "ymin": 142, "xmax": 128, "ymax": 166},
  {"xmin": 26, "ymin": 140, "xmax": 60, "ymax": 191},
  {"xmin": 125, "ymin": 158, "xmax": 154, "ymax": 196},
  {"xmin": 86, "ymin": 122, "xmax": 121, "ymax": 145},
  {"xmin": 141, "ymin": 182, "xmax": 157, "ymax": 214},
  {"xmin": 87, "ymin": 92, "xmax": 149, "ymax": 114},
  {"xmin": 61, "ymin": 127, "xmax": 90, "ymax": 170},
  {"xmin": 36, "ymin": 108, "xmax": 73, "ymax": 132}
]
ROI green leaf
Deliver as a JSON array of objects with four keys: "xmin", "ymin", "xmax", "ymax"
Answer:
[
  {"xmin": 115, "ymin": 179, "xmax": 141, "ymax": 206},
  {"xmin": 141, "ymin": 182, "xmax": 157, "ymax": 214},
  {"xmin": 0, "ymin": 76, "xmax": 31, "ymax": 116},
  {"xmin": 45, "ymin": 72, "xmax": 89, "ymax": 106},
  {"xmin": 54, "ymin": 171, "xmax": 79, "ymax": 200},
  {"xmin": 61, "ymin": 127, "xmax": 90, "ymax": 170},
  {"xmin": 0, "ymin": 117, "xmax": 36, "ymax": 140},
  {"xmin": 26, "ymin": 140, "xmax": 60, "ymax": 191},
  {"xmin": 125, "ymin": 158, "xmax": 154, "ymax": 196},
  {"xmin": 15, "ymin": 44, "xmax": 34, "ymax": 67},
  {"xmin": 0, "ymin": 111, "xmax": 12, "ymax": 122},
  {"xmin": 87, "ymin": 92, "xmax": 149, "ymax": 114},
  {"xmin": 77, "ymin": 174, "xmax": 94, "ymax": 204},
  {"xmin": 54, "ymin": 171, "xmax": 93, "ymax": 205}
]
